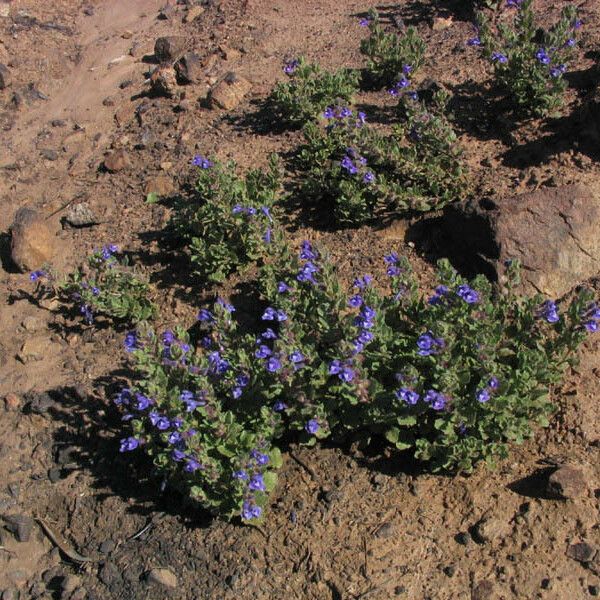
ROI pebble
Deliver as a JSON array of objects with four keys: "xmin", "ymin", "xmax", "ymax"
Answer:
[
  {"xmin": 146, "ymin": 568, "xmax": 178, "ymax": 588},
  {"xmin": 61, "ymin": 575, "xmax": 81, "ymax": 594},
  {"xmin": 590, "ymin": 585, "xmax": 599, "ymax": 596},
  {"xmin": 547, "ymin": 464, "xmax": 589, "ymax": 499},
  {"xmin": 183, "ymin": 5, "xmax": 204, "ymax": 23},
  {"xmin": 9, "ymin": 207, "xmax": 57, "ymax": 272},
  {"xmin": 566, "ymin": 542, "xmax": 597, "ymax": 563},
  {"xmin": 40, "ymin": 148, "xmax": 58, "ymax": 161},
  {"xmin": 472, "ymin": 513, "xmax": 510, "ymax": 544},
  {"xmin": 0, "ymin": 63, "xmax": 11, "ymax": 89},
  {"xmin": 154, "ymin": 36, "xmax": 186, "ymax": 62},
  {"xmin": 4, "ymin": 393, "xmax": 20, "ymax": 412},
  {"xmin": 65, "ymin": 203, "xmax": 99, "ymax": 228},
  {"xmin": 209, "ymin": 72, "xmax": 252, "ymax": 111},
  {"xmin": 3, "ymin": 514, "xmax": 34, "ymax": 542},
  {"xmin": 1, "ymin": 589, "xmax": 19, "ymax": 600},
  {"xmin": 99, "ymin": 539, "xmax": 116, "ymax": 554},
  {"xmin": 455, "ymin": 531, "xmax": 471, "ymax": 545},
  {"xmin": 0, "ymin": 3, "xmax": 10, "ymax": 18},
  {"xmin": 26, "ymin": 391, "xmax": 56, "ymax": 414},
  {"xmin": 103, "ymin": 149, "xmax": 130, "ymax": 172},
  {"xmin": 48, "ymin": 468, "xmax": 62, "ymax": 483}
]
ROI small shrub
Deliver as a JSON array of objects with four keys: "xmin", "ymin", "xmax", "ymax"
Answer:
[
  {"xmin": 471, "ymin": 0, "xmax": 580, "ymax": 117},
  {"xmin": 169, "ymin": 155, "xmax": 283, "ymax": 283},
  {"xmin": 299, "ymin": 97, "xmax": 467, "ymax": 226},
  {"xmin": 31, "ymin": 245, "xmax": 156, "ymax": 325},
  {"xmin": 269, "ymin": 57, "xmax": 360, "ymax": 127},
  {"xmin": 115, "ymin": 236, "xmax": 597, "ymax": 521},
  {"xmin": 360, "ymin": 8, "xmax": 426, "ymax": 87}
]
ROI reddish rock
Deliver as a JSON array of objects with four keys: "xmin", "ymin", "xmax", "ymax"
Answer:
[
  {"xmin": 209, "ymin": 72, "xmax": 252, "ymax": 111},
  {"xmin": 154, "ymin": 36, "xmax": 186, "ymax": 62},
  {"xmin": 103, "ymin": 148, "xmax": 130, "ymax": 172},
  {"xmin": 566, "ymin": 542, "xmax": 597, "ymax": 563},
  {"xmin": 443, "ymin": 184, "xmax": 600, "ymax": 298},
  {"xmin": 174, "ymin": 53, "xmax": 203, "ymax": 84},
  {"xmin": 4, "ymin": 393, "xmax": 20, "ymax": 412},
  {"xmin": 547, "ymin": 464, "xmax": 589, "ymax": 499},
  {"xmin": 0, "ymin": 63, "xmax": 11, "ymax": 89},
  {"xmin": 183, "ymin": 5, "xmax": 204, "ymax": 23},
  {"xmin": 150, "ymin": 65, "xmax": 178, "ymax": 98},
  {"xmin": 10, "ymin": 208, "xmax": 56, "ymax": 272},
  {"xmin": 144, "ymin": 175, "xmax": 174, "ymax": 197}
]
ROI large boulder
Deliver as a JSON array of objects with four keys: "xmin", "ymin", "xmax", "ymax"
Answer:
[
  {"xmin": 10, "ymin": 208, "xmax": 56, "ymax": 272},
  {"xmin": 443, "ymin": 184, "xmax": 600, "ymax": 298}
]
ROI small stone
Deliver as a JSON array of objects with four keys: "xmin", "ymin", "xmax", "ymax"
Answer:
[
  {"xmin": 121, "ymin": 30, "xmax": 133, "ymax": 39},
  {"xmin": 4, "ymin": 393, "xmax": 20, "ymax": 412},
  {"xmin": 443, "ymin": 565, "xmax": 456, "ymax": 577},
  {"xmin": 183, "ymin": 5, "xmax": 204, "ymax": 23},
  {"xmin": 174, "ymin": 52, "xmax": 203, "ymax": 84},
  {"xmin": 590, "ymin": 585, "xmax": 599, "ymax": 596},
  {"xmin": 83, "ymin": 5, "xmax": 94, "ymax": 16},
  {"xmin": 65, "ymin": 203, "xmax": 99, "ymax": 228},
  {"xmin": 25, "ymin": 391, "xmax": 56, "ymax": 414},
  {"xmin": 18, "ymin": 337, "xmax": 51, "ymax": 363},
  {"xmin": 219, "ymin": 45, "xmax": 241, "ymax": 61},
  {"xmin": 119, "ymin": 79, "xmax": 133, "ymax": 89},
  {"xmin": 154, "ymin": 36, "xmax": 186, "ymax": 62},
  {"xmin": 40, "ymin": 149, "xmax": 58, "ymax": 161},
  {"xmin": 103, "ymin": 149, "xmax": 130, "ymax": 172},
  {"xmin": 61, "ymin": 575, "xmax": 81, "ymax": 594},
  {"xmin": 146, "ymin": 568, "xmax": 177, "ymax": 588},
  {"xmin": 10, "ymin": 207, "xmax": 57, "ymax": 272},
  {"xmin": 541, "ymin": 578, "xmax": 552, "ymax": 590},
  {"xmin": 472, "ymin": 580, "xmax": 495, "ymax": 600},
  {"xmin": 374, "ymin": 522, "xmax": 395, "ymax": 539},
  {"xmin": 0, "ymin": 64, "xmax": 11, "ymax": 89},
  {"xmin": 48, "ymin": 468, "xmax": 62, "ymax": 483},
  {"xmin": 566, "ymin": 542, "xmax": 597, "ymax": 563},
  {"xmin": 455, "ymin": 531, "xmax": 471, "ymax": 545},
  {"xmin": 144, "ymin": 175, "xmax": 174, "ymax": 197},
  {"xmin": 51, "ymin": 119, "xmax": 66, "ymax": 127},
  {"xmin": 150, "ymin": 66, "xmax": 178, "ymax": 98},
  {"xmin": 0, "ymin": 3, "xmax": 10, "ymax": 18},
  {"xmin": 209, "ymin": 72, "xmax": 252, "ymax": 110},
  {"xmin": 99, "ymin": 562, "xmax": 121, "ymax": 586},
  {"xmin": 102, "ymin": 97, "xmax": 115, "ymax": 107},
  {"xmin": 69, "ymin": 588, "xmax": 87, "ymax": 600},
  {"xmin": 547, "ymin": 465, "xmax": 589, "ymax": 499},
  {"xmin": 21, "ymin": 316, "xmax": 42, "ymax": 332},
  {"xmin": 472, "ymin": 514, "xmax": 510, "ymax": 544},
  {"xmin": 3, "ymin": 514, "xmax": 34, "ymax": 542},
  {"xmin": 1, "ymin": 589, "xmax": 19, "ymax": 600},
  {"xmin": 99, "ymin": 539, "xmax": 116, "ymax": 554},
  {"xmin": 114, "ymin": 104, "xmax": 135, "ymax": 127},
  {"xmin": 431, "ymin": 15, "xmax": 453, "ymax": 31}
]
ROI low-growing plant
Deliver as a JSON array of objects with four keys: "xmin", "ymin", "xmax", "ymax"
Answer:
[
  {"xmin": 298, "ymin": 97, "xmax": 467, "ymax": 226},
  {"xmin": 169, "ymin": 155, "xmax": 283, "ymax": 283},
  {"xmin": 30, "ymin": 245, "xmax": 156, "ymax": 325},
  {"xmin": 470, "ymin": 0, "xmax": 580, "ymax": 117},
  {"xmin": 269, "ymin": 57, "xmax": 360, "ymax": 127},
  {"xmin": 115, "ymin": 236, "xmax": 597, "ymax": 521},
  {"xmin": 360, "ymin": 8, "xmax": 426, "ymax": 87}
]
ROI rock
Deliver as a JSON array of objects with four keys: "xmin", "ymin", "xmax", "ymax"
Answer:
[
  {"xmin": 154, "ymin": 36, "xmax": 186, "ymax": 62},
  {"xmin": 99, "ymin": 562, "xmax": 122, "ymax": 587},
  {"xmin": 10, "ymin": 208, "xmax": 56, "ymax": 272},
  {"xmin": 0, "ymin": 64, "xmax": 11, "ymax": 89},
  {"xmin": 4, "ymin": 393, "xmax": 20, "ymax": 412},
  {"xmin": 174, "ymin": 52, "xmax": 203, "ymax": 84},
  {"xmin": 25, "ymin": 391, "xmax": 56, "ymax": 414},
  {"xmin": 0, "ymin": 3, "xmax": 10, "ymax": 18},
  {"xmin": 431, "ymin": 16, "xmax": 453, "ymax": 31},
  {"xmin": 472, "ymin": 513, "xmax": 511, "ymax": 544},
  {"xmin": 2, "ymin": 514, "xmax": 34, "ymax": 542},
  {"xmin": 114, "ymin": 104, "xmax": 135, "ymax": 127},
  {"xmin": 219, "ymin": 45, "xmax": 241, "ymax": 61},
  {"xmin": 158, "ymin": 5, "xmax": 175, "ymax": 20},
  {"xmin": 121, "ymin": 30, "xmax": 133, "ymax": 39},
  {"xmin": 18, "ymin": 337, "xmax": 51, "ymax": 363},
  {"xmin": 566, "ymin": 542, "xmax": 597, "ymax": 563},
  {"xmin": 443, "ymin": 184, "xmax": 600, "ymax": 298},
  {"xmin": 1, "ymin": 589, "xmax": 19, "ymax": 600},
  {"xmin": 472, "ymin": 580, "xmax": 495, "ymax": 600},
  {"xmin": 209, "ymin": 72, "xmax": 252, "ymax": 111},
  {"xmin": 99, "ymin": 539, "xmax": 116, "ymax": 554},
  {"xmin": 69, "ymin": 589, "xmax": 87, "ymax": 600},
  {"xmin": 48, "ymin": 468, "xmax": 62, "ymax": 483},
  {"xmin": 150, "ymin": 66, "xmax": 178, "ymax": 98},
  {"xmin": 146, "ymin": 568, "xmax": 177, "ymax": 588},
  {"xmin": 61, "ymin": 575, "xmax": 80, "ymax": 594},
  {"xmin": 40, "ymin": 148, "xmax": 58, "ymax": 161},
  {"xmin": 65, "ymin": 203, "xmax": 99, "ymax": 228},
  {"xmin": 455, "ymin": 531, "xmax": 471, "ymax": 546},
  {"xmin": 547, "ymin": 464, "xmax": 589, "ymax": 499},
  {"xmin": 103, "ymin": 149, "xmax": 130, "ymax": 172},
  {"xmin": 144, "ymin": 175, "xmax": 174, "ymax": 197},
  {"xmin": 184, "ymin": 5, "xmax": 204, "ymax": 23},
  {"xmin": 21, "ymin": 316, "xmax": 42, "ymax": 332}
]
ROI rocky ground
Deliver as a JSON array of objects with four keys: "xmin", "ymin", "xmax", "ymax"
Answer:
[{"xmin": 0, "ymin": 0, "xmax": 599, "ymax": 599}]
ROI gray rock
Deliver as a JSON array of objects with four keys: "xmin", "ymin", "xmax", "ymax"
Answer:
[
  {"xmin": 61, "ymin": 575, "xmax": 81, "ymax": 594},
  {"xmin": 1, "ymin": 589, "xmax": 19, "ymax": 600},
  {"xmin": 472, "ymin": 513, "xmax": 510, "ymax": 544},
  {"xmin": 25, "ymin": 391, "xmax": 56, "ymax": 414},
  {"xmin": 0, "ymin": 64, "xmax": 11, "ymax": 89},
  {"xmin": 175, "ymin": 53, "xmax": 203, "ymax": 84},
  {"xmin": 566, "ymin": 541, "xmax": 597, "ymax": 563},
  {"xmin": 154, "ymin": 36, "xmax": 186, "ymax": 62},
  {"xmin": 3, "ymin": 514, "xmax": 34, "ymax": 542},
  {"xmin": 65, "ymin": 203, "xmax": 99, "ymax": 228},
  {"xmin": 146, "ymin": 568, "xmax": 177, "ymax": 588},
  {"xmin": 10, "ymin": 207, "xmax": 57, "ymax": 272},
  {"xmin": 40, "ymin": 148, "xmax": 58, "ymax": 161},
  {"xmin": 547, "ymin": 464, "xmax": 589, "ymax": 499},
  {"xmin": 443, "ymin": 184, "xmax": 600, "ymax": 298}
]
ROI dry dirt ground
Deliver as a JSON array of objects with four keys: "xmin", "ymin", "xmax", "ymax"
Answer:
[{"xmin": 0, "ymin": 0, "xmax": 599, "ymax": 599}]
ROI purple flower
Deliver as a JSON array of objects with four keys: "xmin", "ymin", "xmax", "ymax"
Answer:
[
  {"xmin": 249, "ymin": 473, "xmax": 266, "ymax": 492},
  {"xmin": 251, "ymin": 450, "xmax": 270, "ymax": 465},
  {"xmin": 233, "ymin": 469, "xmax": 248, "ymax": 480},
  {"xmin": 171, "ymin": 449, "xmax": 186, "ymax": 462},
  {"xmin": 537, "ymin": 300, "xmax": 560, "ymax": 324},
  {"xmin": 124, "ymin": 331, "xmax": 138, "ymax": 352},
  {"xmin": 297, "ymin": 261, "xmax": 319, "ymax": 284},
  {"xmin": 255, "ymin": 344, "xmax": 272, "ymax": 359},
  {"xmin": 359, "ymin": 17, "xmax": 370, "ymax": 27},
  {"xmin": 348, "ymin": 294, "xmax": 363, "ymax": 308},
  {"xmin": 565, "ymin": 38, "xmax": 576, "ymax": 48},
  {"xmin": 329, "ymin": 359, "xmax": 355, "ymax": 382},
  {"xmin": 29, "ymin": 270, "xmax": 46, "ymax": 281},
  {"xmin": 357, "ymin": 111, "xmax": 367, "ymax": 125},
  {"xmin": 549, "ymin": 65, "xmax": 566, "ymax": 78},
  {"xmin": 197, "ymin": 309, "xmax": 215, "ymax": 323},
  {"xmin": 273, "ymin": 400, "xmax": 288, "ymax": 412},
  {"xmin": 535, "ymin": 48, "xmax": 550, "ymax": 65},
  {"xmin": 119, "ymin": 437, "xmax": 139, "ymax": 452},
  {"xmin": 488, "ymin": 377, "xmax": 499, "ymax": 389},
  {"xmin": 217, "ymin": 297, "xmax": 235, "ymax": 313},
  {"xmin": 262, "ymin": 307, "xmax": 287, "ymax": 323},
  {"xmin": 289, "ymin": 350, "xmax": 305, "ymax": 364},
  {"xmin": 396, "ymin": 388, "xmax": 419, "ymax": 405},
  {"xmin": 476, "ymin": 388, "xmax": 490, "ymax": 403},
  {"xmin": 353, "ymin": 275, "xmax": 372, "ymax": 290},
  {"xmin": 416, "ymin": 332, "xmax": 445, "ymax": 356},
  {"xmin": 261, "ymin": 328, "xmax": 278, "ymax": 340},
  {"xmin": 389, "ymin": 77, "xmax": 410, "ymax": 96},
  {"xmin": 424, "ymin": 390, "xmax": 446, "ymax": 411},
  {"xmin": 114, "ymin": 388, "xmax": 132, "ymax": 406},
  {"xmin": 168, "ymin": 431, "xmax": 182, "ymax": 444},
  {"xmin": 305, "ymin": 419, "xmax": 319, "ymax": 435},
  {"xmin": 242, "ymin": 501, "xmax": 262, "ymax": 520},
  {"xmin": 184, "ymin": 458, "xmax": 202, "ymax": 472},
  {"xmin": 300, "ymin": 240, "xmax": 317, "ymax": 261},
  {"xmin": 456, "ymin": 284, "xmax": 479, "ymax": 304},
  {"xmin": 363, "ymin": 171, "xmax": 375, "ymax": 184},
  {"xmin": 263, "ymin": 228, "xmax": 272, "ymax": 244},
  {"xmin": 192, "ymin": 155, "xmax": 213, "ymax": 169},
  {"xmin": 284, "ymin": 58, "xmax": 300, "ymax": 75},
  {"xmin": 340, "ymin": 107, "xmax": 352, "ymax": 118},
  {"xmin": 323, "ymin": 106, "xmax": 335, "ymax": 119},
  {"xmin": 572, "ymin": 19, "xmax": 582, "ymax": 30},
  {"xmin": 265, "ymin": 356, "xmax": 282, "ymax": 372},
  {"xmin": 134, "ymin": 393, "xmax": 152, "ymax": 411},
  {"xmin": 341, "ymin": 155, "xmax": 357, "ymax": 174},
  {"xmin": 467, "ymin": 36, "xmax": 482, "ymax": 47},
  {"xmin": 155, "ymin": 416, "xmax": 171, "ymax": 430},
  {"xmin": 277, "ymin": 281, "xmax": 290, "ymax": 293},
  {"xmin": 491, "ymin": 52, "xmax": 508, "ymax": 64},
  {"xmin": 584, "ymin": 320, "xmax": 598, "ymax": 333},
  {"xmin": 506, "ymin": 0, "xmax": 523, "ymax": 7}
]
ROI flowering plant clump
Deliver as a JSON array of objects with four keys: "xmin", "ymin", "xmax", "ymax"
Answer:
[
  {"xmin": 31, "ymin": 245, "xmax": 156, "ymax": 325},
  {"xmin": 268, "ymin": 57, "xmax": 360, "ymax": 127},
  {"xmin": 169, "ymin": 155, "xmax": 283, "ymax": 283},
  {"xmin": 360, "ymin": 9, "xmax": 426, "ymax": 88},
  {"xmin": 115, "ymin": 237, "xmax": 597, "ymax": 520},
  {"xmin": 298, "ymin": 96, "xmax": 467, "ymax": 225},
  {"xmin": 471, "ymin": 0, "xmax": 580, "ymax": 117}
]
